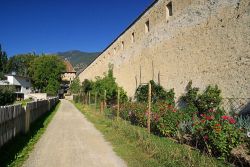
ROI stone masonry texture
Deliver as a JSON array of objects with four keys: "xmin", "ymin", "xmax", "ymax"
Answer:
[{"xmin": 78, "ymin": 0, "xmax": 250, "ymax": 100}]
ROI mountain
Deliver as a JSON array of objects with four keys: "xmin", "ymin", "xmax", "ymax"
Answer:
[{"xmin": 56, "ymin": 50, "xmax": 100, "ymax": 74}]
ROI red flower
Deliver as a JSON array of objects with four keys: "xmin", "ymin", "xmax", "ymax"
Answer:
[
  {"xmin": 172, "ymin": 109, "xmax": 177, "ymax": 113},
  {"xmin": 205, "ymin": 115, "xmax": 214, "ymax": 121},
  {"xmin": 201, "ymin": 119, "xmax": 206, "ymax": 123},
  {"xmin": 203, "ymin": 135, "xmax": 209, "ymax": 141},
  {"xmin": 221, "ymin": 115, "xmax": 236, "ymax": 124},
  {"xmin": 228, "ymin": 117, "xmax": 236, "ymax": 124}
]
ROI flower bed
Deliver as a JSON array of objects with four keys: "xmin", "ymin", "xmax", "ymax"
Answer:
[{"xmin": 115, "ymin": 82, "xmax": 250, "ymax": 164}]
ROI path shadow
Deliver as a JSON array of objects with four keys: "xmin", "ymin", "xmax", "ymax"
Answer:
[{"xmin": 0, "ymin": 107, "xmax": 55, "ymax": 167}]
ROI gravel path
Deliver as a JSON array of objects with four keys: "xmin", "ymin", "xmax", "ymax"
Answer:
[{"xmin": 23, "ymin": 99, "xmax": 127, "ymax": 167}]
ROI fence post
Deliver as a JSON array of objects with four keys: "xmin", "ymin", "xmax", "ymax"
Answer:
[
  {"xmin": 117, "ymin": 88, "xmax": 120, "ymax": 120},
  {"xmin": 88, "ymin": 92, "xmax": 91, "ymax": 105},
  {"xmin": 147, "ymin": 82, "xmax": 152, "ymax": 133},
  {"xmin": 24, "ymin": 105, "xmax": 30, "ymax": 134},
  {"xmin": 95, "ymin": 92, "xmax": 97, "ymax": 112},
  {"xmin": 104, "ymin": 90, "xmax": 107, "ymax": 109}
]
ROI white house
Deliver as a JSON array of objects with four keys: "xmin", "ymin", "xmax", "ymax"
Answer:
[{"xmin": 0, "ymin": 73, "xmax": 32, "ymax": 96}]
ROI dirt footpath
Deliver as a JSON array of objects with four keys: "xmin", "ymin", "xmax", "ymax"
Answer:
[{"xmin": 23, "ymin": 99, "xmax": 127, "ymax": 167}]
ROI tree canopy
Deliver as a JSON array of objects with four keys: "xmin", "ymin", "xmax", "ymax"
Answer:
[
  {"xmin": 70, "ymin": 77, "xmax": 81, "ymax": 94},
  {"xmin": 6, "ymin": 53, "xmax": 37, "ymax": 77},
  {"xmin": 29, "ymin": 55, "xmax": 65, "ymax": 95}
]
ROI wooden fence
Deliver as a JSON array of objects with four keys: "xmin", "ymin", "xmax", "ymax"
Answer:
[{"xmin": 0, "ymin": 97, "xmax": 59, "ymax": 149}]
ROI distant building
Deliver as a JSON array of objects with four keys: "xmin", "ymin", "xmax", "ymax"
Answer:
[
  {"xmin": 0, "ymin": 73, "xmax": 33, "ymax": 99},
  {"xmin": 61, "ymin": 60, "xmax": 76, "ymax": 85}
]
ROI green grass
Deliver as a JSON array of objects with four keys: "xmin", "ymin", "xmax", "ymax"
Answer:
[
  {"xmin": 73, "ymin": 102, "xmax": 229, "ymax": 167},
  {"xmin": 14, "ymin": 99, "xmax": 33, "ymax": 107},
  {"xmin": 0, "ymin": 102, "xmax": 60, "ymax": 167}
]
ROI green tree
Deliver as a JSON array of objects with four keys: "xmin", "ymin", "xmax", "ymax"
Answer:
[
  {"xmin": 70, "ymin": 77, "xmax": 81, "ymax": 94},
  {"xmin": 92, "ymin": 65, "xmax": 127, "ymax": 104},
  {"xmin": 29, "ymin": 55, "xmax": 65, "ymax": 95},
  {"xmin": 6, "ymin": 53, "xmax": 37, "ymax": 77},
  {"xmin": 0, "ymin": 44, "xmax": 8, "ymax": 79},
  {"xmin": 82, "ymin": 79, "xmax": 93, "ymax": 94}
]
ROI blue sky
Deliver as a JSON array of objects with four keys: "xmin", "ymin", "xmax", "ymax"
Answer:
[{"xmin": 0, "ymin": 0, "xmax": 153, "ymax": 57}]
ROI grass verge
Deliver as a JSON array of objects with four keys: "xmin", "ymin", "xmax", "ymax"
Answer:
[
  {"xmin": 0, "ymin": 101, "xmax": 61, "ymax": 167},
  {"xmin": 73, "ymin": 102, "xmax": 229, "ymax": 167}
]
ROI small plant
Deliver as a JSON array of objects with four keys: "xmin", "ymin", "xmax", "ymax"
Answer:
[{"xmin": 236, "ymin": 115, "xmax": 250, "ymax": 132}]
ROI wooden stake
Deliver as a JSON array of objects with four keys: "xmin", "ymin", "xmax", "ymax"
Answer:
[
  {"xmin": 95, "ymin": 92, "xmax": 97, "ymax": 112},
  {"xmin": 104, "ymin": 90, "xmax": 107, "ymax": 109},
  {"xmin": 147, "ymin": 82, "xmax": 152, "ymax": 133},
  {"xmin": 88, "ymin": 92, "xmax": 91, "ymax": 105},
  {"xmin": 117, "ymin": 88, "xmax": 120, "ymax": 120}
]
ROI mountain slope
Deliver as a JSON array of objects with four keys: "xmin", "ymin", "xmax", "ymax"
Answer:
[{"xmin": 56, "ymin": 50, "xmax": 100, "ymax": 73}]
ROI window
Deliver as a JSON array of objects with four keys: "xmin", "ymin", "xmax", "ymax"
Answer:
[
  {"xmin": 145, "ymin": 20, "xmax": 150, "ymax": 33},
  {"xmin": 131, "ymin": 32, "xmax": 135, "ymax": 43},
  {"xmin": 166, "ymin": 1, "xmax": 173, "ymax": 17},
  {"xmin": 114, "ymin": 47, "xmax": 116, "ymax": 54},
  {"xmin": 121, "ymin": 41, "xmax": 124, "ymax": 50}
]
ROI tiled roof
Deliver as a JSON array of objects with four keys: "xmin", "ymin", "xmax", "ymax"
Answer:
[{"xmin": 64, "ymin": 60, "xmax": 76, "ymax": 73}]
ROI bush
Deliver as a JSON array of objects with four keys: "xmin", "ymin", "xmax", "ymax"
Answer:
[
  {"xmin": 92, "ymin": 65, "xmax": 128, "ymax": 105},
  {"xmin": 135, "ymin": 80, "xmax": 174, "ymax": 104},
  {"xmin": 192, "ymin": 110, "xmax": 243, "ymax": 158},
  {"xmin": 119, "ymin": 102, "xmax": 147, "ymax": 127},
  {"xmin": 0, "ymin": 86, "xmax": 16, "ymax": 106},
  {"xmin": 181, "ymin": 81, "xmax": 223, "ymax": 117}
]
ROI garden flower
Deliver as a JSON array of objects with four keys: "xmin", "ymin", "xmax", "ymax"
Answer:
[
  {"xmin": 221, "ymin": 115, "xmax": 236, "ymax": 124},
  {"xmin": 203, "ymin": 135, "xmax": 209, "ymax": 141},
  {"xmin": 205, "ymin": 115, "xmax": 214, "ymax": 121},
  {"xmin": 221, "ymin": 115, "xmax": 229, "ymax": 120},
  {"xmin": 247, "ymin": 132, "xmax": 250, "ymax": 138},
  {"xmin": 228, "ymin": 117, "xmax": 236, "ymax": 124}
]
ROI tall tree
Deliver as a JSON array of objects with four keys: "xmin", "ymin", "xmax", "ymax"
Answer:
[
  {"xmin": 6, "ymin": 53, "xmax": 37, "ymax": 77},
  {"xmin": 0, "ymin": 44, "xmax": 8, "ymax": 79},
  {"xmin": 70, "ymin": 77, "xmax": 81, "ymax": 94},
  {"xmin": 29, "ymin": 55, "xmax": 65, "ymax": 95}
]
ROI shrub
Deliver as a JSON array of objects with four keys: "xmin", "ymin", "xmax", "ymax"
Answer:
[
  {"xmin": 0, "ymin": 86, "xmax": 16, "ymax": 106},
  {"xmin": 192, "ymin": 109, "xmax": 243, "ymax": 158},
  {"xmin": 135, "ymin": 80, "xmax": 174, "ymax": 104},
  {"xmin": 119, "ymin": 102, "xmax": 147, "ymax": 127},
  {"xmin": 181, "ymin": 81, "xmax": 223, "ymax": 117},
  {"xmin": 92, "ymin": 65, "xmax": 128, "ymax": 105}
]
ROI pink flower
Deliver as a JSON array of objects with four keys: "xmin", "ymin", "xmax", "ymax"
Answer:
[
  {"xmin": 205, "ymin": 115, "xmax": 214, "ymax": 121},
  {"xmin": 203, "ymin": 135, "xmax": 209, "ymax": 141},
  {"xmin": 221, "ymin": 115, "xmax": 236, "ymax": 124},
  {"xmin": 228, "ymin": 117, "xmax": 236, "ymax": 124},
  {"xmin": 221, "ymin": 115, "xmax": 229, "ymax": 120}
]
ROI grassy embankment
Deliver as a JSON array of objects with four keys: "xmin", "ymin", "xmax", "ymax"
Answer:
[
  {"xmin": 0, "ymin": 102, "xmax": 60, "ymax": 167},
  {"xmin": 73, "ymin": 102, "xmax": 229, "ymax": 167}
]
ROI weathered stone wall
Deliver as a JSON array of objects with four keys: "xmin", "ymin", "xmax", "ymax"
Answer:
[{"xmin": 79, "ymin": 0, "xmax": 250, "ymax": 100}]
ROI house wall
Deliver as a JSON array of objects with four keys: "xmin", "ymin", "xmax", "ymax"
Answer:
[
  {"xmin": 78, "ymin": 0, "xmax": 250, "ymax": 100},
  {"xmin": 7, "ymin": 76, "xmax": 32, "ymax": 94},
  {"xmin": 61, "ymin": 73, "xmax": 76, "ymax": 82}
]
